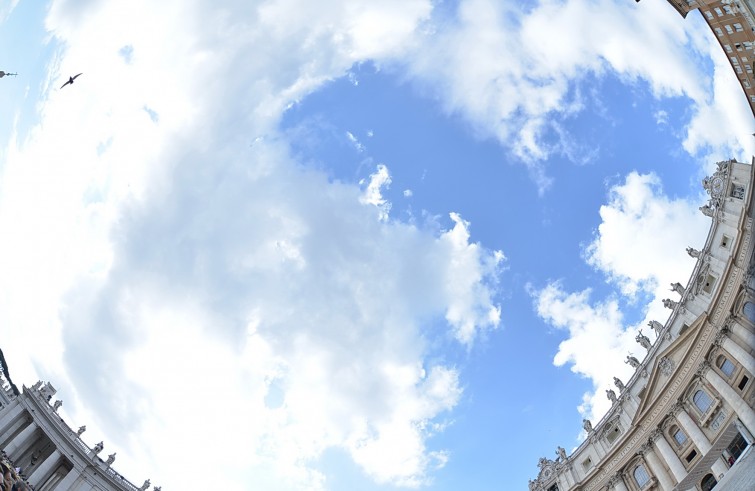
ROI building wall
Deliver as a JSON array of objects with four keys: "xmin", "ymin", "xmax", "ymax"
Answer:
[
  {"xmin": 0, "ymin": 381, "xmax": 156, "ymax": 491},
  {"xmin": 529, "ymin": 159, "xmax": 755, "ymax": 491}
]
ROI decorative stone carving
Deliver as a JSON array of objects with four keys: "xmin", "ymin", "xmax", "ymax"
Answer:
[
  {"xmin": 648, "ymin": 427, "xmax": 663, "ymax": 441},
  {"xmin": 695, "ymin": 360, "xmax": 711, "ymax": 378},
  {"xmin": 648, "ymin": 320, "xmax": 663, "ymax": 337},
  {"xmin": 140, "ymin": 480, "xmax": 151, "ymax": 491},
  {"xmin": 635, "ymin": 330, "xmax": 651, "ymax": 351},
  {"xmin": 52, "ymin": 400, "xmax": 62, "ymax": 412},
  {"xmin": 662, "ymin": 298, "xmax": 678, "ymax": 310},
  {"xmin": 659, "ymin": 357, "xmax": 675, "ymax": 376},
  {"xmin": 670, "ymin": 282, "xmax": 685, "ymax": 296},
  {"xmin": 583, "ymin": 419, "xmax": 593, "ymax": 433},
  {"xmin": 607, "ymin": 389, "xmax": 618, "ymax": 404},
  {"xmin": 686, "ymin": 247, "xmax": 701, "ymax": 258},
  {"xmin": 625, "ymin": 355, "xmax": 641, "ymax": 369},
  {"xmin": 613, "ymin": 377, "xmax": 625, "ymax": 392},
  {"xmin": 154, "ymin": 487, "xmax": 162, "ymax": 491},
  {"xmin": 106, "ymin": 453, "xmax": 116, "ymax": 465},
  {"xmin": 93, "ymin": 441, "xmax": 104, "ymax": 455},
  {"xmin": 76, "ymin": 425, "xmax": 86, "ymax": 436},
  {"xmin": 711, "ymin": 410, "xmax": 726, "ymax": 430}
]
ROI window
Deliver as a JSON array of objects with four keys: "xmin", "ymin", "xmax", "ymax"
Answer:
[
  {"xmin": 714, "ymin": 7, "xmax": 724, "ymax": 16},
  {"xmin": 725, "ymin": 25, "xmax": 734, "ymax": 34},
  {"xmin": 717, "ymin": 355, "xmax": 736, "ymax": 377},
  {"xmin": 705, "ymin": 10, "xmax": 714, "ymax": 19},
  {"xmin": 735, "ymin": 66, "xmax": 743, "ymax": 74},
  {"xmin": 721, "ymin": 234, "xmax": 730, "ymax": 248},
  {"xmin": 725, "ymin": 44, "xmax": 733, "ymax": 53},
  {"xmin": 694, "ymin": 389, "xmax": 713, "ymax": 414},
  {"xmin": 606, "ymin": 425, "xmax": 622, "ymax": 444},
  {"xmin": 744, "ymin": 301, "xmax": 755, "ymax": 323},
  {"xmin": 727, "ymin": 432, "xmax": 748, "ymax": 461},
  {"xmin": 738, "ymin": 375, "xmax": 749, "ymax": 390},
  {"xmin": 671, "ymin": 426, "xmax": 688, "ymax": 446},
  {"xmin": 731, "ymin": 56, "xmax": 740, "ymax": 65},
  {"xmin": 701, "ymin": 473, "xmax": 717, "ymax": 491},
  {"xmin": 745, "ymin": 42, "xmax": 754, "ymax": 50},
  {"xmin": 703, "ymin": 274, "xmax": 717, "ymax": 294},
  {"xmin": 634, "ymin": 465, "xmax": 650, "ymax": 487},
  {"xmin": 732, "ymin": 184, "xmax": 746, "ymax": 199},
  {"xmin": 723, "ymin": 5, "xmax": 733, "ymax": 14},
  {"xmin": 715, "ymin": 27, "xmax": 724, "ymax": 36},
  {"xmin": 736, "ymin": 43, "xmax": 743, "ymax": 51},
  {"xmin": 582, "ymin": 457, "xmax": 593, "ymax": 471},
  {"xmin": 686, "ymin": 449, "xmax": 698, "ymax": 462},
  {"xmin": 734, "ymin": 23, "xmax": 743, "ymax": 32},
  {"xmin": 745, "ymin": 80, "xmax": 752, "ymax": 88}
]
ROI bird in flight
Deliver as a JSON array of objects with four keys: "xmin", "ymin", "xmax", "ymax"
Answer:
[{"xmin": 60, "ymin": 73, "xmax": 83, "ymax": 89}]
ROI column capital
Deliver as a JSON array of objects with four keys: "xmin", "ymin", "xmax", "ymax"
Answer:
[
  {"xmin": 648, "ymin": 427, "xmax": 663, "ymax": 442},
  {"xmin": 695, "ymin": 360, "xmax": 711, "ymax": 379}
]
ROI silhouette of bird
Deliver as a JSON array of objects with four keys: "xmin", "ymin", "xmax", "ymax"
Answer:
[{"xmin": 60, "ymin": 73, "xmax": 83, "ymax": 89}]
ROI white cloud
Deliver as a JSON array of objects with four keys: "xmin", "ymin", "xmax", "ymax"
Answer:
[
  {"xmin": 0, "ymin": 1, "xmax": 505, "ymax": 490},
  {"xmin": 533, "ymin": 171, "xmax": 711, "ymax": 424}
]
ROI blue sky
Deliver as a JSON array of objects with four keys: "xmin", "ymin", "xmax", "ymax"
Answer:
[{"xmin": 0, "ymin": 0, "xmax": 754, "ymax": 490}]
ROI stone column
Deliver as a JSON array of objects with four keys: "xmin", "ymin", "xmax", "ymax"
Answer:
[
  {"xmin": 28, "ymin": 449, "xmax": 61, "ymax": 487},
  {"xmin": 705, "ymin": 367, "xmax": 755, "ymax": 434},
  {"xmin": 608, "ymin": 472, "xmax": 629, "ymax": 491},
  {"xmin": 652, "ymin": 433, "xmax": 687, "ymax": 482},
  {"xmin": 729, "ymin": 322, "xmax": 755, "ymax": 350},
  {"xmin": 0, "ymin": 403, "xmax": 24, "ymax": 437},
  {"xmin": 0, "ymin": 417, "xmax": 28, "ymax": 450},
  {"xmin": 642, "ymin": 445, "xmax": 675, "ymax": 490},
  {"xmin": 721, "ymin": 336, "xmax": 755, "ymax": 375},
  {"xmin": 676, "ymin": 407, "xmax": 712, "ymax": 453},
  {"xmin": 4, "ymin": 421, "xmax": 38, "ymax": 459},
  {"xmin": 54, "ymin": 467, "xmax": 80, "ymax": 490}
]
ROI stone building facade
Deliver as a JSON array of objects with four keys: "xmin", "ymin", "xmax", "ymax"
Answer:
[
  {"xmin": 0, "ymin": 373, "xmax": 157, "ymax": 491},
  {"xmin": 529, "ymin": 159, "xmax": 755, "ymax": 491},
  {"xmin": 645, "ymin": 0, "xmax": 755, "ymax": 116}
]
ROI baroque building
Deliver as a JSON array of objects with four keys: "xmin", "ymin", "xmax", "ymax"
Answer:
[
  {"xmin": 0, "ymin": 358, "xmax": 158, "ymax": 491},
  {"xmin": 640, "ymin": 0, "xmax": 755, "ymax": 116},
  {"xmin": 528, "ymin": 159, "xmax": 755, "ymax": 490}
]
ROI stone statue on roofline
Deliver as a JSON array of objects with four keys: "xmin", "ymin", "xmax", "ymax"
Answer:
[
  {"xmin": 670, "ymin": 282, "xmax": 685, "ymax": 296},
  {"xmin": 635, "ymin": 330, "xmax": 651, "ymax": 351},
  {"xmin": 76, "ymin": 425, "xmax": 86, "ymax": 436},
  {"xmin": 613, "ymin": 376, "xmax": 625, "ymax": 392},
  {"xmin": 556, "ymin": 446, "xmax": 567, "ymax": 461},
  {"xmin": 625, "ymin": 355, "xmax": 640, "ymax": 369},
  {"xmin": 93, "ymin": 441, "xmax": 104, "ymax": 455},
  {"xmin": 662, "ymin": 298, "xmax": 678, "ymax": 310},
  {"xmin": 106, "ymin": 453, "xmax": 116, "ymax": 465},
  {"xmin": 700, "ymin": 204, "xmax": 714, "ymax": 217},
  {"xmin": 648, "ymin": 320, "xmax": 663, "ymax": 336},
  {"xmin": 606, "ymin": 389, "xmax": 618, "ymax": 404},
  {"xmin": 53, "ymin": 400, "xmax": 62, "ymax": 412},
  {"xmin": 686, "ymin": 247, "xmax": 701, "ymax": 258},
  {"xmin": 140, "ymin": 479, "xmax": 150, "ymax": 491},
  {"xmin": 583, "ymin": 418, "xmax": 593, "ymax": 433}
]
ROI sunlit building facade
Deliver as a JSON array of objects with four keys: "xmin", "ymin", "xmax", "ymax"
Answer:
[
  {"xmin": 528, "ymin": 158, "xmax": 755, "ymax": 490},
  {"xmin": 659, "ymin": 0, "xmax": 755, "ymax": 116},
  {"xmin": 0, "ymin": 367, "xmax": 157, "ymax": 491}
]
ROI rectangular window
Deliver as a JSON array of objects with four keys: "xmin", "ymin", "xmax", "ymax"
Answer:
[
  {"xmin": 721, "ymin": 235, "xmax": 731, "ymax": 248},
  {"xmin": 725, "ymin": 44, "xmax": 733, "ymax": 53},
  {"xmin": 739, "ymin": 375, "xmax": 750, "ymax": 390},
  {"xmin": 731, "ymin": 56, "xmax": 740, "ymax": 65},
  {"xmin": 715, "ymin": 27, "xmax": 724, "ymax": 36},
  {"xmin": 686, "ymin": 449, "xmax": 698, "ymax": 462},
  {"xmin": 714, "ymin": 7, "xmax": 723, "ymax": 16},
  {"xmin": 745, "ymin": 42, "xmax": 753, "ymax": 50},
  {"xmin": 734, "ymin": 23, "xmax": 743, "ymax": 31},
  {"xmin": 582, "ymin": 457, "xmax": 593, "ymax": 471},
  {"xmin": 723, "ymin": 5, "xmax": 733, "ymax": 14},
  {"xmin": 703, "ymin": 274, "xmax": 717, "ymax": 294},
  {"xmin": 736, "ymin": 43, "xmax": 743, "ymax": 51},
  {"xmin": 736, "ymin": 66, "xmax": 743, "ymax": 74},
  {"xmin": 732, "ymin": 185, "xmax": 746, "ymax": 199},
  {"xmin": 606, "ymin": 425, "xmax": 622, "ymax": 444},
  {"xmin": 725, "ymin": 25, "xmax": 734, "ymax": 34},
  {"xmin": 745, "ymin": 80, "xmax": 752, "ymax": 88}
]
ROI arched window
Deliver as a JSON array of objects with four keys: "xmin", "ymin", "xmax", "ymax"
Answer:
[
  {"xmin": 693, "ymin": 389, "xmax": 713, "ymax": 414},
  {"xmin": 744, "ymin": 301, "xmax": 755, "ymax": 323},
  {"xmin": 701, "ymin": 473, "xmax": 717, "ymax": 491},
  {"xmin": 717, "ymin": 355, "xmax": 735, "ymax": 377},
  {"xmin": 633, "ymin": 465, "xmax": 650, "ymax": 487},
  {"xmin": 669, "ymin": 425, "xmax": 687, "ymax": 446}
]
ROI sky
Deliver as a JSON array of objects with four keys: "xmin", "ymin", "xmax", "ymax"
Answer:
[{"xmin": 0, "ymin": 0, "xmax": 754, "ymax": 490}]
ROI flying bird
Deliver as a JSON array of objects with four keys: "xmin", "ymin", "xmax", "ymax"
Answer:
[{"xmin": 60, "ymin": 73, "xmax": 83, "ymax": 89}]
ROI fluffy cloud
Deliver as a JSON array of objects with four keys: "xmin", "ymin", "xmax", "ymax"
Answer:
[
  {"xmin": 0, "ymin": 1, "xmax": 505, "ymax": 489},
  {"xmin": 399, "ymin": 0, "xmax": 754, "ymax": 190},
  {"xmin": 533, "ymin": 172, "xmax": 710, "ymax": 424}
]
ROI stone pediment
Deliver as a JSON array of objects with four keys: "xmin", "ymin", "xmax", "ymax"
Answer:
[{"xmin": 632, "ymin": 313, "xmax": 708, "ymax": 424}]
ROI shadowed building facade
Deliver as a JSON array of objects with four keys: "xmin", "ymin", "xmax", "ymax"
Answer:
[
  {"xmin": 529, "ymin": 158, "xmax": 755, "ymax": 491},
  {"xmin": 0, "ymin": 373, "xmax": 157, "ymax": 491}
]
